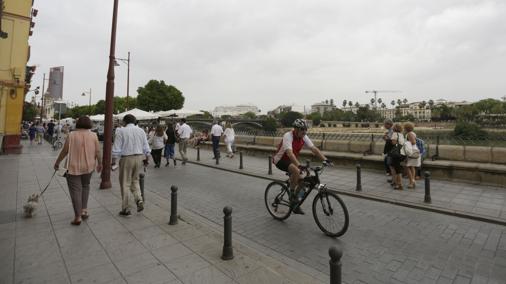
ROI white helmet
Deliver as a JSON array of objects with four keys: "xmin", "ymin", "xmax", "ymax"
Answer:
[{"xmin": 293, "ymin": 119, "xmax": 308, "ymax": 130}]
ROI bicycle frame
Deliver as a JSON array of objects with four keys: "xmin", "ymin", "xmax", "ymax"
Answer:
[{"xmin": 287, "ymin": 165, "xmax": 328, "ymax": 210}]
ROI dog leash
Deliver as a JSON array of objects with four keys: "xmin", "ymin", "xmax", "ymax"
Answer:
[{"xmin": 39, "ymin": 170, "xmax": 57, "ymax": 196}]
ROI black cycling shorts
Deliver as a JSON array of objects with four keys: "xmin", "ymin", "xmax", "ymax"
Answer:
[{"xmin": 275, "ymin": 159, "xmax": 291, "ymax": 172}]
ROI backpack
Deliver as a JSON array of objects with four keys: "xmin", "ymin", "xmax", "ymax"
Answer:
[{"xmin": 415, "ymin": 138, "xmax": 425, "ymax": 156}]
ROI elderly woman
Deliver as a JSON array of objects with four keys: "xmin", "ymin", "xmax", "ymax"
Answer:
[
  {"xmin": 389, "ymin": 123, "xmax": 405, "ymax": 190},
  {"xmin": 403, "ymin": 122, "xmax": 421, "ymax": 188},
  {"xmin": 54, "ymin": 116, "xmax": 102, "ymax": 225},
  {"xmin": 224, "ymin": 122, "xmax": 235, "ymax": 158}
]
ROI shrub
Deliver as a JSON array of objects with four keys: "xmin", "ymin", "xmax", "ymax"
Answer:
[{"xmin": 454, "ymin": 122, "xmax": 487, "ymax": 139}]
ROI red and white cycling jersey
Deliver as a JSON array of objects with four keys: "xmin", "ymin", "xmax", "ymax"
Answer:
[{"xmin": 273, "ymin": 131, "xmax": 314, "ymax": 164}]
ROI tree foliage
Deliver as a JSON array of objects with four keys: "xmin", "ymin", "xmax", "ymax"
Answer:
[
  {"xmin": 262, "ymin": 117, "xmax": 278, "ymax": 132},
  {"xmin": 23, "ymin": 102, "xmax": 38, "ymax": 121},
  {"xmin": 279, "ymin": 111, "xmax": 303, "ymax": 127},
  {"xmin": 137, "ymin": 80, "xmax": 184, "ymax": 111},
  {"xmin": 242, "ymin": 111, "xmax": 257, "ymax": 119},
  {"xmin": 454, "ymin": 122, "xmax": 487, "ymax": 139}
]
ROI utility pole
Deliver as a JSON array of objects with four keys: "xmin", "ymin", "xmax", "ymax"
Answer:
[{"xmin": 100, "ymin": 0, "xmax": 119, "ymax": 190}]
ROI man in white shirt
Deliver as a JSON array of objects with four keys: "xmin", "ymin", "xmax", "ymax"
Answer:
[
  {"xmin": 112, "ymin": 114, "xmax": 151, "ymax": 216},
  {"xmin": 210, "ymin": 121, "xmax": 224, "ymax": 159},
  {"xmin": 177, "ymin": 118, "xmax": 193, "ymax": 165}
]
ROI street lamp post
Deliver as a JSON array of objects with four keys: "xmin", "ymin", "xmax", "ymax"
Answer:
[
  {"xmin": 100, "ymin": 0, "xmax": 119, "ymax": 190},
  {"xmin": 115, "ymin": 51, "xmax": 130, "ymax": 111},
  {"xmin": 81, "ymin": 88, "xmax": 92, "ymax": 107}
]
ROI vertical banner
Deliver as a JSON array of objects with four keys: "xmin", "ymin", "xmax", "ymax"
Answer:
[{"xmin": 47, "ymin": 66, "xmax": 64, "ymax": 99}]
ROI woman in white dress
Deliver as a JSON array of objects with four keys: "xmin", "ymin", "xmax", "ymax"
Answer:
[
  {"xmin": 403, "ymin": 122, "xmax": 421, "ymax": 188},
  {"xmin": 224, "ymin": 122, "xmax": 235, "ymax": 158}
]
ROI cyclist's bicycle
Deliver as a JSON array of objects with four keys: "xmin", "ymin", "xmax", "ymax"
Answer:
[{"xmin": 264, "ymin": 162, "xmax": 349, "ymax": 237}]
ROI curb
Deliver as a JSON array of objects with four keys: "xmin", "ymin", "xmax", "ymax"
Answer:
[{"xmin": 183, "ymin": 159, "xmax": 506, "ymax": 227}]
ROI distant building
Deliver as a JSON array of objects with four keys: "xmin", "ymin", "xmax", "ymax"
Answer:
[
  {"xmin": 311, "ymin": 101, "xmax": 336, "ymax": 115},
  {"xmin": 268, "ymin": 104, "xmax": 308, "ymax": 116},
  {"xmin": 212, "ymin": 104, "xmax": 260, "ymax": 117}
]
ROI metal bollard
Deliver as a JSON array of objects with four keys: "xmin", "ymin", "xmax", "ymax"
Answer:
[
  {"xmin": 356, "ymin": 164, "xmax": 362, "ymax": 191},
  {"xmin": 168, "ymin": 185, "xmax": 178, "ymax": 225},
  {"xmin": 221, "ymin": 206, "xmax": 234, "ymax": 260},
  {"xmin": 239, "ymin": 151, "xmax": 243, "ymax": 169},
  {"xmin": 197, "ymin": 147, "xmax": 200, "ymax": 161},
  {"xmin": 139, "ymin": 173, "xmax": 145, "ymax": 202},
  {"xmin": 424, "ymin": 171, "xmax": 431, "ymax": 203},
  {"xmin": 216, "ymin": 155, "xmax": 219, "ymax": 165},
  {"xmin": 329, "ymin": 246, "xmax": 343, "ymax": 284},
  {"xmin": 268, "ymin": 156, "xmax": 273, "ymax": 175}
]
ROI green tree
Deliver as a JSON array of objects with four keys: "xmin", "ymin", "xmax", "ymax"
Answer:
[
  {"xmin": 262, "ymin": 117, "xmax": 278, "ymax": 132},
  {"xmin": 279, "ymin": 111, "xmax": 303, "ymax": 127},
  {"xmin": 307, "ymin": 112, "xmax": 322, "ymax": 126},
  {"xmin": 242, "ymin": 111, "xmax": 257, "ymax": 119},
  {"xmin": 94, "ymin": 100, "xmax": 105, "ymax": 114},
  {"xmin": 23, "ymin": 102, "xmax": 38, "ymax": 121},
  {"xmin": 454, "ymin": 122, "xmax": 487, "ymax": 139},
  {"xmin": 137, "ymin": 80, "xmax": 184, "ymax": 111}
]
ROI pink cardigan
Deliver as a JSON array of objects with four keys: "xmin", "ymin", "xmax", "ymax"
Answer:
[{"xmin": 66, "ymin": 130, "xmax": 100, "ymax": 175}]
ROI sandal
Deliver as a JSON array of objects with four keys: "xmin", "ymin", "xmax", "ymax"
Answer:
[
  {"xmin": 71, "ymin": 220, "xmax": 81, "ymax": 226},
  {"xmin": 393, "ymin": 185, "xmax": 403, "ymax": 190},
  {"xmin": 81, "ymin": 212, "xmax": 89, "ymax": 220}
]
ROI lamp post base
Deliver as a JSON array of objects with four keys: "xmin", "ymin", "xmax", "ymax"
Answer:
[{"xmin": 100, "ymin": 180, "xmax": 112, "ymax": 189}]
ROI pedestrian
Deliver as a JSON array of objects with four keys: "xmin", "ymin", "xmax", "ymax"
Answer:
[
  {"xmin": 149, "ymin": 125, "xmax": 167, "ymax": 168},
  {"xmin": 210, "ymin": 120, "xmax": 223, "ymax": 159},
  {"xmin": 47, "ymin": 120, "xmax": 56, "ymax": 143},
  {"xmin": 35, "ymin": 121, "xmax": 45, "ymax": 145},
  {"xmin": 164, "ymin": 122, "xmax": 177, "ymax": 167},
  {"xmin": 403, "ymin": 122, "xmax": 421, "ymax": 188},
  {"xmin": 53, "ymin": 116, "xmax": 102, "ymax": 225},
  {"xmin": 28, "ymin": 122, "xmax": 37, "ymax": 145},
  {"xmin": 382, "ymin": 119, "xmax": 394, "ymax": 177},
  {"xmin": 111, "ymin": 114, "xmax": 151, "ymax": 216},
  {"xmin": 224, "ymin": 121, "xmax": 235, "ymax": 158},
  {"xmin": 177, "ymin": 118, "xmax": 192, "ymax": 165},
  {"xmin": 389, "ymin": 123, "xmax": 405, "ymax": 190}
]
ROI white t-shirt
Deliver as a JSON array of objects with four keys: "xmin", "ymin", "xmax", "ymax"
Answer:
[
  {"xmin": 224, "ymin": 128, "xmax": 235, "ymax": 143},
  {"xmin": 211, "ymin": 124, "xmax": 224, "ymax": 137},
  {"xmin": 149, "ymin": 133, "xmax": 168, "ymax": 150},
  {"xmin": 273, "ymin": 131, "xmax": 314, "ymax": 164},
  {"xmin": 178, "ymin": 123, "xmax": 193, "ymax": 139}
]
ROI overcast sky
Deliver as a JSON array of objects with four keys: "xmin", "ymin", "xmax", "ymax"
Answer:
[{"xmin": 28, "ymin": 0, "xmax": 506, "ymax": 113}]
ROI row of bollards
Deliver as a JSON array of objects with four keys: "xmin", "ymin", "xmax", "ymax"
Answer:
[{"xmin": 166, "ymin": 182, "xmax": 342, "ymax": 282}]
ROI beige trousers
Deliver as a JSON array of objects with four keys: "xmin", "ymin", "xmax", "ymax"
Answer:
[
  {"xmin": 119, "ymin": 155, "xmax": 144, "ymax": 210},
  {"xmin": 179, "ymin": 138, "xmax": 188, "ymax": 161}
]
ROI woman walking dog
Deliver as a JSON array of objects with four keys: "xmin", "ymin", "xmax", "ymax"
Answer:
[{"xmin": 54, "ymin": 116, "xmax": 102, "ymax": 225}]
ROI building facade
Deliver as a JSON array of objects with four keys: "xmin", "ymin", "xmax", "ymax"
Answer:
[
  {"xmin": 0, "ymin": 0, "xmax": 36, "ymax": 153},
  {"xmin": 212, "ymin": 104, "xmax": 260, "ymax": 117},
  {"xmin": 311, "ymin": 101, "xmax": 336, "ymax": 115}
]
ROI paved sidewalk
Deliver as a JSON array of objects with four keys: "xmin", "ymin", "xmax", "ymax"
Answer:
[
  {"xmin": 182, "ymin": 146, "xmax": 506, "ymax": 225},
  {"xmin": 0, "ymin": 142, "xmax": 326, "ymax": 284}
]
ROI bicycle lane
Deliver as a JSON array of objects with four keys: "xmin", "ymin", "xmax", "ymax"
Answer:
[{"xmin": 144, "ymin": 161, "xmax": 506, "ymax": 284}]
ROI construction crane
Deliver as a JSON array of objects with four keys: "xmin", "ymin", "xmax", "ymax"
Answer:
[{"xmin": 365, "ymin": 90, "xmax": 402, "ymax": 109}]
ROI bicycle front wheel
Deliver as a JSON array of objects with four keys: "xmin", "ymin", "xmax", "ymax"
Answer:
[
  {"xmin": 312, "ymin": 191, "xmax": 349, "ymax": 237},
  {"xmin": 264, "ymin": 181, "xmax": 292, "ymax": 220}
]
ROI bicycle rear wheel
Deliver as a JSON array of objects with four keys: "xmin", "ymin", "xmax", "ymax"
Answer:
[
  {"xmin": 312, "ymin": 191, "xmax": 349, "ymax": 237},
  {"xmin": 264, "ymin": 181, "xmax": 292, "ymax": 220}
]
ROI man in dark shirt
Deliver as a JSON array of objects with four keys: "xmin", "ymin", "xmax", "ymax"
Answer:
[{"xmin": 47, "ymin": 120, "xmax": 56, "ymax": 142}]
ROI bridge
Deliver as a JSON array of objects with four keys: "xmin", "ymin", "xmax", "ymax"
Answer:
[{"xmin": 183, "ymin": 118, "xmax": 264, "ymax": 130}]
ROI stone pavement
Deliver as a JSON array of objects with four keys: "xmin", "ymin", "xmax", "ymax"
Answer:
[
  {"xmin": 183, "ymin": 146, "xmax": 506, "ymax": 225},
  {"xmin": 0, "ymin": 141, "xmax": 327, "ymax": 284}
]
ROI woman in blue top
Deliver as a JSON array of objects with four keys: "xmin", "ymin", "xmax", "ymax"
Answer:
[{"xmin": 28, "ymin": 122, "xmax": 37, "ymax": 145}]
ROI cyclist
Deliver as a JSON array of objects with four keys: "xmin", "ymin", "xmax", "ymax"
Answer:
[{"xmin": 273, "ymin": 119, "xmax": 331, "ymax": 214}]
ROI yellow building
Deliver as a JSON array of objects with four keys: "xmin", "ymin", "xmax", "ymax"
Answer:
[{"xmin": 0, "ymin": 0, "xmax": 36, "ymax": 154}]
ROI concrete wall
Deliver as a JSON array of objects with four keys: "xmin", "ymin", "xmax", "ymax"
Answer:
[{"xmin": 245, "ymin": 135, "xmax": 505, "ymax": 165}]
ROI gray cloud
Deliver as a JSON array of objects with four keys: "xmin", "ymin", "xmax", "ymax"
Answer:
[{"xmin": 29, "ymin": 0, "xmax": 506, "ymax": 112}]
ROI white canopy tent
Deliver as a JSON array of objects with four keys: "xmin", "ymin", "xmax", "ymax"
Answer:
[
  {"xmin": 89, "ymin": 114, "xmax": 105, "ymax": 121},
  {"xmin": 156, "ymin": 109, "xmax": 204, "ymax": 118},
  {"xmin": 115, "ymin": 108, "xmax": 159, "ymax": 120}
]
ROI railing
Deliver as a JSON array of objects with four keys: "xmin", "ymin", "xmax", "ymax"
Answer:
[{"xmin": 234, "ymin": 130, "xmax": 506, "ymax": 148}]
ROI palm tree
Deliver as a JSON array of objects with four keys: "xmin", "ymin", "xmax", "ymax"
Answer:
[
  {"xmin": 419, "ymin": 101, "xmax": 427, "ymax": 109},
  {"xmin": 381, "ymin": 102, "xmax": 386, "ymax": 109},
  {"xmin": 391, "ymin": 100, "xmax": 395, "ymax": 108},
  {"xmin": 428, "ymin": 99, "xmax": 434, "ymax": 109},
  {"xmin": 370, "ymin": 98, "xmax": 375, "ymax": 106},
  {"xmin": 403, "ymin": 98, "xmax": 408, "ymax": 104},
  {"xmin": 354, "ymin": 102, "xmax": 360, "ymax": 108},
  {"xmin": 378, "ymin": 98, "xmax": 382, "ymax": 104},
  {"xmin": 397, "ymin": 99, "xmax": 402, "ymax": 106},
  {"xmin": 348, "ymin": 101, "xmax": 353, "ymax": 109},
  {"xmin": 342, "ymin": 100, "xmax": 347, "ymax": 109}
]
